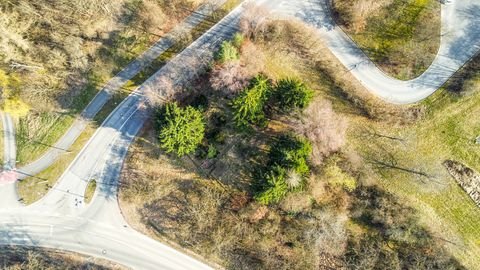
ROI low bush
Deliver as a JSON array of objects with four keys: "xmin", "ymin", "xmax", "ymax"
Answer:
[
  {"xmin": 255, "ymin": 134, "xmax": 312, "ymax": 205},
  {"xmin": 216, "ymin": 41, "xmax": 239, "ymax": 63}
]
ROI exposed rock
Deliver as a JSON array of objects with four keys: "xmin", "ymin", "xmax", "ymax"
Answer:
[{"xmin": 443, "ymin": 160, "xmax": 480, "ymax": 208}]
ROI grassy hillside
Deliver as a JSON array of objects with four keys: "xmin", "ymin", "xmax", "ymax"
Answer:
[
  {"xmin": 119, "ymin": 17, "xmax": 475, "ymax": 269},
  {"xmin": 332, "ymin": 0, "xmax": 441, "ymax": 80}
]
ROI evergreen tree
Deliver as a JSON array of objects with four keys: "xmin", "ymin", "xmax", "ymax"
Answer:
[
  {"xmin": 231, "ymin": 75, "xmax": 272, "ymax": 128},
  {"xmin": 274, "ymin": 78, "xmax": 313, "ymax": 111},
  {"xmin": 216, "ymin": 40, "xmax": 239, "ymax": 63},
  {"xmin": 157, "ymin": 103, "xmax": 205, "ymax": 156}
]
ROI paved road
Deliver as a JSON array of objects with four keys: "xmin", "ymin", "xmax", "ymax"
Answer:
[
  {"xmin": 0, "ymin": 211, "xmax": 212, "ymax": 270},
  {"xmin": 280, "ymin": 0, "xmax": 480, "ymax": 104},
  {"xmin": 1, "ymin": 0, "xmax": 479, "ymax": 269},
  {"xmin": 16, "ymin": 0, "xmax": 228, "ymax": 179}
]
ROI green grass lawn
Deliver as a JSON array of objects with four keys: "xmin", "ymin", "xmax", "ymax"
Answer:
[
  {"xmin": 335, "ymin": 0, "xmax": 440, "ymax": 80},
  {"xmin": 349, "ymin": 88, "xmax": 480, "ymax": 268}
]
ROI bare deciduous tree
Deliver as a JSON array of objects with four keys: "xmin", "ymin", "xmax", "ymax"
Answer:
[
  {"xmin": 239, "ymin": 42, "xmax": 266, "ymax": 75},
  {"xmin": 239, "ymin": 3, "xmax": 270, "ymax": 39},
  {"xmin": 298, "ymin": 100, "xmax": 348, "ymax": 166},
  {"xmin": 210, "ymin": 62, "xmax": 249, "ymax": 96}
]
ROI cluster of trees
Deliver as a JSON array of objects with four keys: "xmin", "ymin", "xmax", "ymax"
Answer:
[
  {"xmin": 231, "ymin": 75, "xmax": 314, "ymax": 129},
  {"xmin": 0, "ymin": 0, "xmax": 200, "ymax": 111}
]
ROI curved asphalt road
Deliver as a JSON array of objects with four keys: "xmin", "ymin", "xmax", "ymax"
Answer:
[
  {"xmin": 0, "ymin": 0, "xmax": 479, "ymax": 269},
  {"xmin": 281, "ymin": 0, "xmax": 480, "ymax": 104}
]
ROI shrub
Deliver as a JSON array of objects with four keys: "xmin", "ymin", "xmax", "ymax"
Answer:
[
  {"xmin": 254, "ymin": 166, "xmax": 289, "ymax": 205},
  {"xmin": 207, "ymin": 145, "xmax": 218, "ymax": 159},
  {"xmin": 268, "ymin": 134, "xmax": 312, "ymax": 176},
  {"xmin": 324, "ymin": 163, "xmax": 357, "ymax": 192},
  {"xmin": 232, "ymin": 32, "xmax": 244, "ymax": 48},
  {"xmin": 231, "ymin": 74, "xmax": 272, "ymax": 128},
  {"xmin": 274, "ymin": 78, "xmax": 314, "ymax": 111},
  {"xmin": 298, "ymin": 100, "xmax": 348, "ymax": 166},
  {"xmin": 210, "ymin": 62, "xmax": 250, "ymax": 95},
  {"xmin": 345, "ymin": 186, "xmax": 465, "ymax": 269},
  {"xmin": 216, "ymin": 40, "xmax": 239, "ymax": 63},
  {"xmin": 255, "ymin": 135, "xmax": 312, "ymax": 205},
  {"xmin": 157, "ymin": 103, "xmax": 205, "ymax": 156}
]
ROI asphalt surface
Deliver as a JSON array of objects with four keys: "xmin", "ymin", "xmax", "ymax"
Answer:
[
  {"xmin": 1, "ymin": 0, "xmax": 479, "ymax": 269},
  {"xmin": 0, "ymin": 113, "xmax": 21, "ymax": 208},
  {"xmin": 281, "ymin": 0, "xmax": 480, "ymax": 104},
  {"xmin": 2, "ymin": 112, "xmax": 16, "ymax": 170},
  {"xmin": 16, "ymin": 0, "xmax": 228, "ymax": 179}
]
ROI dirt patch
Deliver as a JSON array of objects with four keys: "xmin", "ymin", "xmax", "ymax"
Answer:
[{"xmin": 443, "ymin": 160, "xmax": 480, "ymax": 207}]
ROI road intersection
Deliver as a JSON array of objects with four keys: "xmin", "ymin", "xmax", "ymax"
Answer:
[{"xmin": 0, "ymin": 0, "xmax": 479, "ymax": 269}]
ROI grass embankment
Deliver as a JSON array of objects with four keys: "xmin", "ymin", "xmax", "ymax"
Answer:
[
  {"xmin": 333, "ymin": 0, "xmax": 440, "ymax": 80},
  {"xmin": 17, "ymin": 0, "xmax": 244, "ymax": 204},
  {"xmin": 84, "ymin": 180, "xmax": 97, "ymax": 204},
  {"xmin": 353, "ymin": 87, "xmax": 480, "ymax": 267},
  {"xmin": 16, "ymin": 113, "xmax": 75, "ymax": 166},
  {"xmin": 17, "ymin": 125, "xmax": 95, "ymax": 204},
  {"xmin": 121, "ymin": 18, "xmax": 479, "ymax": 269}
]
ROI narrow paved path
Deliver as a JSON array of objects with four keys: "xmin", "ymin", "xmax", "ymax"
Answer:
[
  {"xmin": 2, "ymin": 112, "xmax": 15, "ymax": 170},
  {"xmin": 0, "ymin": 112, "xmax": 21, "ymax": 208},
  {"xmin": 16, "ymin": 0, "xmax": 228, "ymax": 179}
]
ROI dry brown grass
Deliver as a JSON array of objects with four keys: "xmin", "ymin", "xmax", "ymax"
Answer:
[
  {"xmin": 0, "ymin": 0, "xmax": 205, "ymax": 111},
  {"xmin": 0, "ymin": 247, "xmax": 126, "ymax": 270},
  {"xmin": 119, "ymin": 122, "xmax": 350, "ymax": 269},
  {"xmin": 333, "ymin": 0, "xmax": 393, "ymax": 33}
]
